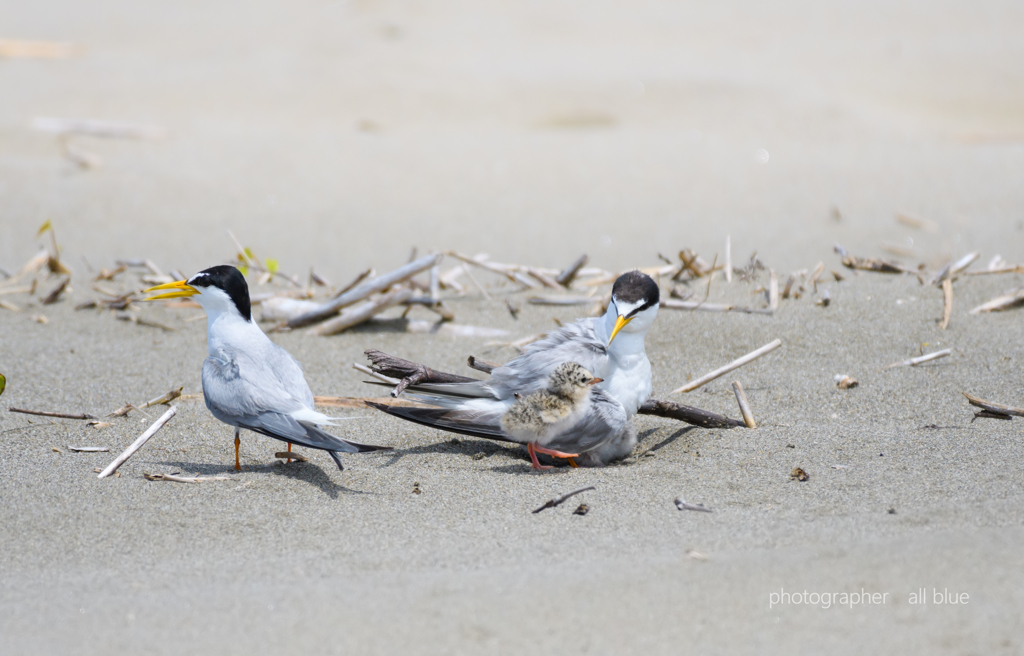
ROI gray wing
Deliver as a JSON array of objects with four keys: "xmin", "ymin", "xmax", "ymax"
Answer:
[
  {"xmin": 203, "ymin": 345, "xmax": 310, "ymax": 421},
  {"xmin": 544, "ymin": 389, "xmax": 630, "ymax": 455},
  {"xmin": 486, "ymin": 318, "xmax": 609, "ymax": 399}
]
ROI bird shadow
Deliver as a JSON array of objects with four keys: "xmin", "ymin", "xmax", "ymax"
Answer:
[
  {"xmin": 640, "ymin": 425, "xmax": 698, "ymax": 454},
  {"xmin": 376, "ymin": 437, "xmax": 579, "ymax": 473},
  {"xmin": 155, "ymin": 459, "xmax": 371, "ymax": 499}
]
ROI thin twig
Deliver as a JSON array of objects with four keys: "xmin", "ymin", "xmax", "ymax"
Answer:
[
  {"xmin": 768, "ymin": 270, "xmax": 778, "ymax": 312},
  {"xmin": 884, "ymin": 349, "xmax": 952, "ymax": 369},
  {"xmin": 725, "ymin": 235, "xmax": 732, "ymax": 283},
  {"xmin": 532, "ymin": 486, "xmax": 596, "ymax": 514},
  {"xmin": 140, "ymin": 387, "xmax": 183, "ymax": 409},
  {"xmin": 963, "ymin": 392, "xmax": 1024, "ymax": 418},
  {"xmin": 671, "ymin": 339, "xmax": 783, "ymax": 394},
  {"xmin": 314, "ymin": 287, "xmax": 414, "ymax": 336},
  {"xmin": 556, "ymin": 254, "xmax": 589, "ymax": 287},
  {"xmin": 97, "ymin": 406, "xmax": 177, "ymax": 478},
  {"xmin": 9, "ymin": 407, "xmax": 97, "ymax": 420}
]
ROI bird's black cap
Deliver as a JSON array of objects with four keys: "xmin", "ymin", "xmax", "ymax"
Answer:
[
  {"xmin": 188, "ymin": 265, "xmax": 251, "ymax": 321},
  {"xmin": 612, "ymin": 270, "xmax": 659, "ymax": 313}
]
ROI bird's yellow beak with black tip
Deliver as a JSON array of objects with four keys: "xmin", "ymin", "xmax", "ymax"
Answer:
[
  {"xmin": 144, "ymin": 279, "xmax": 199, "ymax": 300},
  {"xmin": 607, "ymin": 315, "xmax": 632, "ymax": 346}
]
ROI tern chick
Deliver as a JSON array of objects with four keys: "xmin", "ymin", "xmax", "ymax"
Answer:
[
  {"xmin": 501, "ymin": 362, "xmax": 603, "ymax": 470},
  {"xmin": 145, "ymin": 265, "xmax": 390, "ymax": 471}
]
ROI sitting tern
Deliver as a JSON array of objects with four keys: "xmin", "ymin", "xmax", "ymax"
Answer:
[
  {"xmin": 145, "ymin": 265, "xmax": 390, "ymax": 471},
  {"xmin": 367, "ymin": 270, "xmax": 658, "ymax": 465},
  {"xmin": 369, "ymin": 362, "xmax": 632, "ymax": 469}
]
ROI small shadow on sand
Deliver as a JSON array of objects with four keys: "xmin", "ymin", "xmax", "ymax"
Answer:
[
  {"xmin": 642, "ymin": 426, "xmax": 698, "ymax": 453},
  {"xmin": 156, "ymin": 459, "xmax": 370, "ymax": 499}
]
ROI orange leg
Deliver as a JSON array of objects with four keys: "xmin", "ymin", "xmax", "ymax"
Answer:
[
  {"xmin": 527, "ymin": 442, "xmax": 552, "ymax": 470},
  {"xmin": 534, "ymin": 445, "xmax": 579, "ymax": 459},
  {"xmin": 234, "ymin": 428, "xmax": 241, "ymax": 471},
  {"xmin": 287, "ymin": 442, "xmax": 292, "ymax": 464}
]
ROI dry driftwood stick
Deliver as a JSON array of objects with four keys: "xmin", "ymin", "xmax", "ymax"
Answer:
[
  {"xmin": 963, "ymin": 392, "xmax": 1024, "ymax": 418},
  {"xmin": 429, "ymin": 264, "xmax": 440, "ymax": 302},
  {"xmin": 97, "ymin": 405, "xmax": 177, "ymax": 478},
  {"xmin": 556, "ymin": 254, "xmax": 589, "ymax": 287},
  {"xmin": 140, "ymin": 387, "xmax": 183, "ymax": 409},
  {"xmin": 144, "ymin": 472, "xmax": 230, "ymax": 483},
  {"xmin": 884, "ymin": 348, "xmax": 952, "ymax": 369},
  {"xmin": 731, "ymin": 381, "xmax": 756, "ymax": 428},
  {"xmin": 314, "ymin": 395, "xmax": 423, "ymax": 409},
  {"xmin": 288, "ymin": 253, "xmax": 441, "ymax": 329},
  {"xmin": 841, "ymin": 255, "xmax": 909, "ymax": 273},
  {"xmin": 661, "ymin": 300, "xmax": 741, "ymax": 313},
  {"xmin": 402, "ymin": 294, "xmax": 456, "ymax": 316},
  {"xmin": 533, "ymin": 486, "xmax": 596, "ymax": 514},
  {"xmin": 637, "ymin": 399, "xmax": 744, "ymax": 429},
  {"xmin": 315, "ymin": 287, "xmax": 415, "ymax": 336},
  {"xmin": 768, "ymin": 270, "xmax": 778, "ymax": 312},
  {"xmin": 674, "ymin": 498, "xmax": 713, "ymax": 512},
  {"xmin": 671, "ymin": 339, "xmax": 783, "ymax": 394},
  {"xmin": 364, "ymin": 349, "xmax": 479, "ymax": 396},
  {"xmin": 939, "ymin": 279, "xmax": 953, "ymax": 330},
  {"xmin": 68, "ymin": 446, "xmax": 108, "ymax": 452},
  {"xmin": 447, "ymin": 252, "xmax": 520, "ymax": 284},
  {"xmin": 9, "ymin": 407, "xmax": 97, "ymax": 420},
  {"xmin": 969, "ymin": 289, "xmax": 1024, "ymax": 314},
  {"xmin": 468, "ymin": 355, "xmax": 500, "ymax": 374}
]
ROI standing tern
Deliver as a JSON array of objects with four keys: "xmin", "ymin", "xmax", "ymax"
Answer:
[
  {"xmin": 145, "ymin": 265, "xmax": 390, "ymax": 471},
  {"xmin": 367, "ymin": 270, "xmax": 658, "ymax": 465}
]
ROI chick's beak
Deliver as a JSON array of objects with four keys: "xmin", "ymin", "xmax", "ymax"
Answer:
[
  {"xmin": 588, "ymin": 377, "xmax": 604, "ymax": 386},
  {"xmin": 143, "ymin": 279, "xmax": 199, "ymax": 300},
  {"xmin": 607, "ymin": 315, "xmax": 632, "ymax": 345}
]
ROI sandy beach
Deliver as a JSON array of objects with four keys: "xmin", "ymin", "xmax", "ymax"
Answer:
[{"xmin": 3, "ymin": 1, "xmax": 1024, "ymax": 653}]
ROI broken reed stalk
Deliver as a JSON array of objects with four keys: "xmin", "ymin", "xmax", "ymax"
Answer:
[
  {"xmin": 939, "ymin": 279, "xmax": 953, "ymax": 330},
  {"xmin": 287, "ymin": 253, "xmax": 442, "ymax": 329},
  {"xmin": 314, "ymin": 287, "xmax": 414, "ymax": 336},
  {"xmin": 671, "ymin": 339, "xmax": 783, "ymax": 394},
  {"xmin": 555, "ymin": 254, "xmax": 589, "ymax": 288},
  {"xmin": 467, "ymin": 355, "xmax": 500, "ymax": 374},
  {"xmin": 526, "ymin": 267, "xmax": 561, "ymax": 289},
  {"xmin": 962, "ymin": 392, "xmax": 1024, "ymax": 418},
  {"xmin": 9, "ymin": 407, "xmax": 97, "ymax": 420},
  {"xmin": 725, "ymin": 235, "xmax": 732, "ymax": 283},
  {"xmin": 533, "ymin": 486, "xmax": 596, "ymax": 514},
  {"xmin": 768, "ymin": 270, "xmax": 778, "ymax": 312},
  {"xmin": 97, "ymin": 406, "xmax": 177, "ymax": 478},
  {"xmin": 884, "ymin": 348, "xmax": 952, "ymax": 369},
  {"xmin": 274, "ymin": 451, "xmax": 309, "ymax": 462},
  {"xmin": 731, "ymin": 381, "xmax": 756, "ymax": 428},
  {"xmin": 969, "ymin": 289, "xmax": 1024, "ymax": 314},
  {"xmin": 930, "ymin": 251, "xmax": 980, "ymax": 285},
  {"xmin": 637, "ymin": 399, "xmax": 744, "ymax": 429},
  {"xmin": 140, "ymin": 387, "xmax": 183, "ymax": 409}
]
